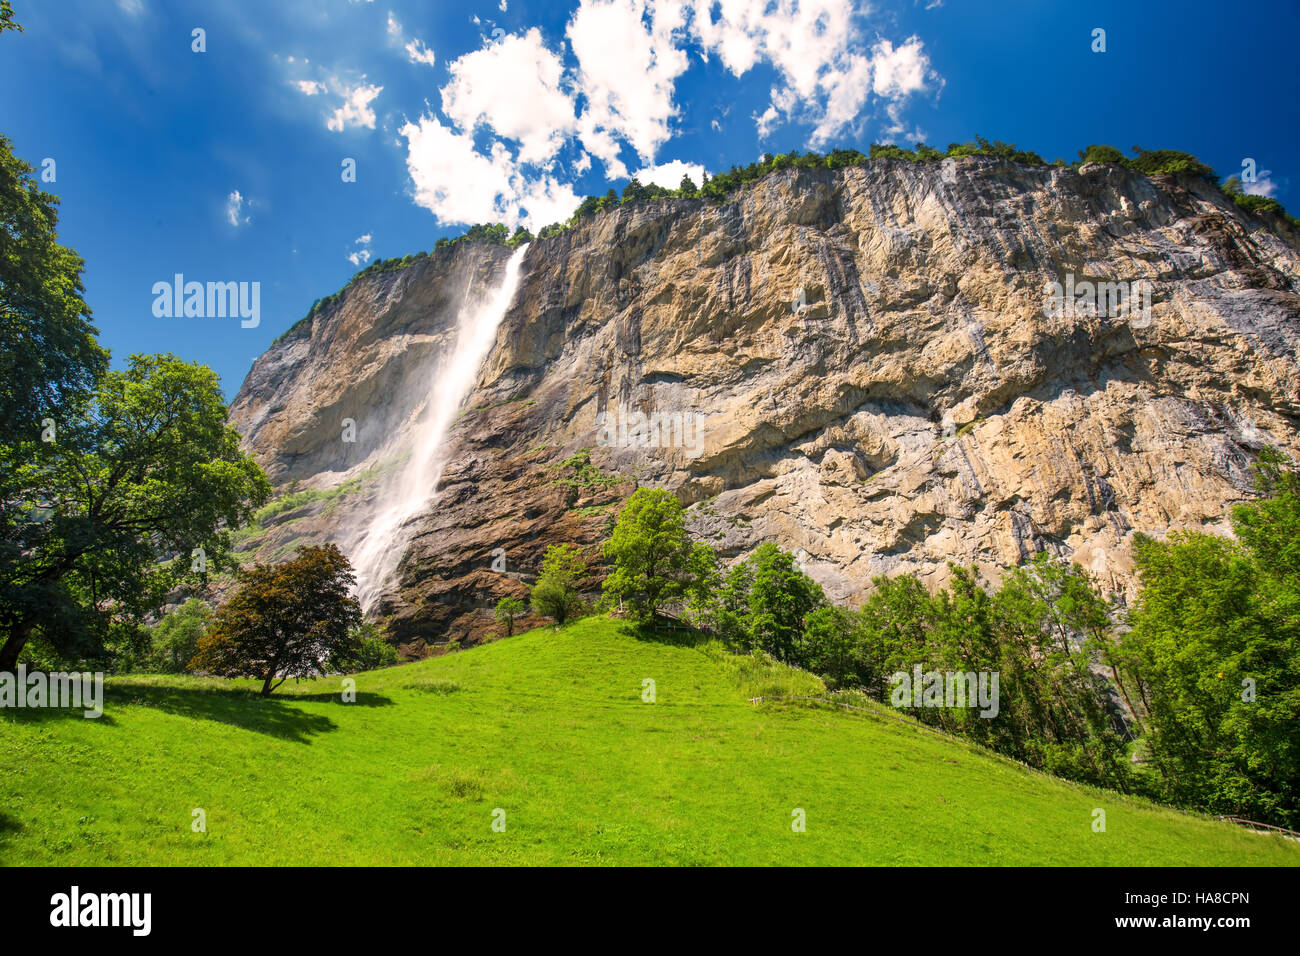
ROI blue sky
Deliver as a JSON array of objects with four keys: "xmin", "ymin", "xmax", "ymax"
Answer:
[{"xmin": 1, "ymin": 0, "xmax": 1296, "ymax": 400}]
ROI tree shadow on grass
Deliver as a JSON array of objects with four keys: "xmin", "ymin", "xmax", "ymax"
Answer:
[
  {"xmin": 0, "ymin": 811, "xmax": 22, "ymax": 860},
  {"xmin": 94, "ymin": 681, "xmax": 393, "ymax": 743},
  {"xmin": 623, "ymin": 616, "xmax": 710, "ymax": 649}
]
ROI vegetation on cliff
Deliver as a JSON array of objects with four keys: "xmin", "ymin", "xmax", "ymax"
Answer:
[{"xmin": 277, "ymin": 135, "xmax": 1296, "ymax": 350}]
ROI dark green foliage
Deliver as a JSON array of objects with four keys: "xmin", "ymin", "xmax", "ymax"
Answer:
[
  {"xmin": 0, "ymin": 1, "xmax": 20, "ymax": 33},
  {"xmin": 1109, "ymin": 448, "xmax": 1300, "ymax": 828},
  {"xmin": 1077, "ymin": 143, "xmax": 1128, "ymax": 166},
  {"xmin": 710, "ymin": 543, "xmax": 825, "ymax": 662},
  {"xmin": 1127, "ymin": 146, "xmax": 1216, "ymax": 180},
  {"xmin": 0, "ymin": 136, "xmax": 109, "ymax": 448},
  {"xmin": 602, "ymin": 488, "xmax": 703, "ymax": 622},
  {"xmin": 1221, "ymin": 176, "xmax": 1300, "ymax": 229},
  {"xmin": 1077, "ymin": 144, "xmax": 1217, "ymax": 181},
  {"xmin": 1, "ymin": 353, "xmax": 272, "ymax": 672},
  {"xmin": 331, "ymin": 621, "xmax": 399, "ymax": 672},
  {"xmin": 193, "ymin": 544, "xmax": 362, "ymax": 695}
]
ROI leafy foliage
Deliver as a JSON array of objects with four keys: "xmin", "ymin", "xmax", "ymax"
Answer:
[
  {"xmin": 1, "ymin": 354, "xmax": 271, "ymax": 671},
  {"xmin": 494, "ymin": 596, "xmax": 525, "ymax": 636},
  {"xmin": 147, "ymin": 598, "xmax": 212, "ymax": 674},
  {"xmin": 0, "ymin": 135, "xmax": 108, "ymax": 449},
  {"xmin": 331, "ymin": 620, "xmax": 399, "ymax": 673},
  {"xmin": 529, "ymin": 544, "xmax": 587, "ymax": 626},
  {"xmin": 1109, "ymin": 448, "xmax": 1300, "ymax": 827},
  {"xmin": 192, "ymin": 544, "xmax": 362, "ymax": 695},
  {"xmin": 601, "ymin": 488, "xmax": 705, "ymax": 622}
]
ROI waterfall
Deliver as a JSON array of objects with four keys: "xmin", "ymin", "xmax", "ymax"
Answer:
[{"xmin": 349, "ymin": 244, "xmax": 529, "ymax": 612}]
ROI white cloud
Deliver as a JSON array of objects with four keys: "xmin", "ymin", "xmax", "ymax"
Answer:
[
  {"xmin": 635, "ymin": 158, "xmax": 705, "ymax": 190},
  {"xmin": 499, "ymin": 0, "xmax": 509, "ymax": 10},
  {"xmin": 406, "ymin": 39, "xmax": 437, "ymax": 66},
  {"xmin": 400, "ymin": 116, "xmax": 580, "ymax": 230},
  {"xmin": 1244, "ymin": 170, "xmax": 1279, "ymax": 198},
  {"xmin": 440, "ymin": 29, "xmax": 575, "ymax": 164},
  {"xmin": 686, "ymin": 0, "xmax": 940, "ymax": 147},
  {"xmin": 870, "ymin": 36, "xmax": 931, "ymax": 98},
  {"xmin": 289, "ymin": 64, "xmax": 383, "ymax": 132},
  {"xmin": 226, "ymin": 190, "xmax": 249, "ymax": 227},
  {"xmin": 391, "ymin": 0, "xmax": 941, "ymax": 233},
  {"xmin": 567, "ymin": 0, "xmax": 690, "ymax": 178},
  {"xmin": 117, "ymin": 0, "xmax": 144, "ymax": 16},
  {"xmin": 389, "ymin": 11, "xmax": 437, "ymax": 66},
  {"xmin": 325, "ymin": 79, "xmax": 383, "ymax": 132},
  {"xmin": 348, "ymin": 234, "xmax": 373, "ymax": 266}
]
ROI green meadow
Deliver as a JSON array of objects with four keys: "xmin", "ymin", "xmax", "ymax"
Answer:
[{"xmin": 2, "ymin": 617, "xmax": 1295, "ymax": 866}]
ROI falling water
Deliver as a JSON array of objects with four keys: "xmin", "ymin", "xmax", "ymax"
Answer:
[{"xmin": 350, "ymin": 244, "xmax": 529, "ymax": 612}]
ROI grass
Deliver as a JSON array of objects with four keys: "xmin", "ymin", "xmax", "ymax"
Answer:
[{"xmin": 2, "ymin": 616, "xmax": 1296, "ymax": 866}]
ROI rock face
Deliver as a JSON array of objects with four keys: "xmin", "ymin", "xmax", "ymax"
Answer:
[{"xmin": 228, "ymin": 157, "xmax": 1300, "ymax": 650}]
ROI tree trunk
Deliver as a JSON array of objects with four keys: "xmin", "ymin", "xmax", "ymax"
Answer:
[{"xmin": 0, "ymin": 622, "xmax": 34, "ymax": 674}]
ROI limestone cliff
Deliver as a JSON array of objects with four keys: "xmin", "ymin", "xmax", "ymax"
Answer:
[{"xmin": 228, "ymin": 157, "xmax": 1300, "ymax": 650}]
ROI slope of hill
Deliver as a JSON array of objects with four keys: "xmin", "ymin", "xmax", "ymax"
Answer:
[{"xmin": 2, "ymin": 618, "xmax": 1295, "ymax": 866}]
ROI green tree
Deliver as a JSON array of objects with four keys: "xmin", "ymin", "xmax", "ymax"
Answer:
[
  {"xmin": 330, "ymin": 620, "xmax": 399, "ymax": 673},
  {"xmin": 529, "ymin": 544, "xmax": 586, "ymax": 625},
  {"xmin": 677, "ymin": 174, "xmax": 697, "ymax": 197},
  {"xmin": 0, "ymin": 353, "xmax": 271, "ymax": 672},
  {"xmin": 797, "ymin": 604, "xmax": 860, "ymax": 688},
  {"xmin": 745, "ymin": 544, "xmax": 825, "ymax": 662},
  {"xmin": 494, "ymin": 596, "xmax": 526, "ymax": 636},
  {"xmin": 0, "ymin": 1, "xmax": 21, "ymax": 34},
  {"xmin": 192, "ymin": 544, "xmax": 362, "ymax": 695},
  {"xmin": 1112, "ymin": 449, "xmax": 1300, "ymax": 827},
  {"xmin": 0, "ymin": 136, "xmax": 107, "ymax": 450},
  {"xmin": 602, "ymin": 488, "xmax": 698, "ymax": 621},
  {"xmin": 148, "ymin": 598, "xmax": 211, "ymax": 674}
]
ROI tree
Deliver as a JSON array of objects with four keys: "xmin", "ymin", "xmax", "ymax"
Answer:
[
  {"xmin": 0, "ymin": 135, "xmax": 107, "ymax": 450},
  {"xmin": 149, "ymin": 598, "xmax": 211, "ymax": 674},
  {"xmin": 745, "ymin": 544, "xmax": 825, "ymax": 662},
  {"xmin": 191, "ymin": 544, "xmax": 362, "ymax": 695},
  {"xmin": 678, "ymin": 174, "xmax": 697, "ymax": 197},
  {"xmin": 529, "ymin": 544, "xmax": 586, "ymax": 625},
  {"xmin": 0, "ymin": 353, "xmax": 271, "ymax": 672},
  {"xmin": 494, "ymin": 596, "xmax": 525, "ymax": 636},
  {"xmin": 797, "ymin": 605, "xmax": 861, "ymax": 688},
  {"xmin": 0, "ymin": 2, "xmax": 21, "ymax": 34},
  {"xmin": 1110, "ymin": 449, "xmax": 1300, "ymax": 827},
  {"xmin": 331, "ymin": 620, "xmax": 398, "ymax": 673},
  {"xmin": 602, "ymin": 488, "xmax": 698, "ymax": 621}
]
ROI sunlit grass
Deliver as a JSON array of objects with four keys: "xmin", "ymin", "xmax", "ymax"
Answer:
[{"xmin": 2, "ymin": 616, "xmax": 1295, "ymax": 866}]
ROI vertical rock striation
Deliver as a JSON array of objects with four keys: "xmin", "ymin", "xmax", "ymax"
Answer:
[{"xmin": 229, "ymin": 157, "xmax": 1300, "ymax": 649}]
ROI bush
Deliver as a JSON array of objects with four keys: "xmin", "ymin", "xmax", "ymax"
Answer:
[
  {"xmin": 149, "ymin": 598, "xmax": 211, "ymax": 674},
  {"xmin": 331, "ymin": 621, "xmax": 399, "ymax": 673},
  {"xmin": 530, "ymin": 544, "xmax": 587, "ymax": 625}
]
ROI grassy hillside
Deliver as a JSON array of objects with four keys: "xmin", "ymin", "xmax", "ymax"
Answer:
[{"xmin": 2, "ymin": 617, "xmax": 1296, "ymax": 865}]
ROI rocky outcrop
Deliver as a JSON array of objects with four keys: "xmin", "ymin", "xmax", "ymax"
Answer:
[{"xmin": 229, "ymin": 157, "xmax": 1300, "ymax": 649}]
